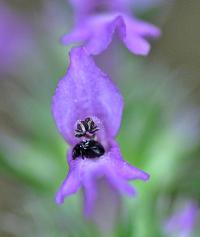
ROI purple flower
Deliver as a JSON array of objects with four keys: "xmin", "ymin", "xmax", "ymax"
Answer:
[
  {"xmin": 165, "ymin": 201, "xmax": 198, "ymax": 237},
  {"xmin": 52, "ymin": 47, "xmax": 149, "ymax": 216},
  {"xmin": 63, "ymin": 0, "xmax": 160, "ymax": 56}
]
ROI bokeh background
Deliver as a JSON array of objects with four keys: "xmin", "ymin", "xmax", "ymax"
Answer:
[{"xmin": 0, "ymin": 0, "xmax": 200, "ymax": 236}]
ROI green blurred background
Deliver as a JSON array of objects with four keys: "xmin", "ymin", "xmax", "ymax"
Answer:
[{"xmin": 0, "ymin": 0, "xmax": 200, "ymax": 236}]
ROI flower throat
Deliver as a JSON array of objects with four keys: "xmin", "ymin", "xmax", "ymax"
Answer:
[{"xmin": 72, "ymin": 117, "xmax": 105, "ymax": 160}]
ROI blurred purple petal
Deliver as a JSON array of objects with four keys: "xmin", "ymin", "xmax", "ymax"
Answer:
[
  {"xmin": 119, "ymin": 162, "xmax": 150, "ymax": 180},
  {"xmin": 55, "ymin": 171, "xmax": 81, "ymax": 204},
  {"xmin": 165, "ymin": 201, "xmax": 198, "ymax": 237},
  {"xmin": 90, "ymin": 179, "xmax": 121, "ymax": 233},
  {"xmin": 83, "ymin": 176, "xmax": 98, "ymax": 216},
  {"xmin": 62, "ymin": 13, "xmax": 161, "ymax": 56}
]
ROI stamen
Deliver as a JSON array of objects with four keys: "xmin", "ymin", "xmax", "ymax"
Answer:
[{"xmin": 74, "ymin": 117, "xmax": 99, "ymax": 138}]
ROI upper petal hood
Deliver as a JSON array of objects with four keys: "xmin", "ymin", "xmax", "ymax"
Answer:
[{"xmin": 52, "ymin": 47, "xmax": 123, "ymax": 145}]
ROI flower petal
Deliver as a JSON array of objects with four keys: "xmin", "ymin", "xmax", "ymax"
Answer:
[
  {"xmin": 107, "ymin": 141, "xmax": 150, "ymax": 181},
  {"xmin": 165, "ymin": 201, "xmax": 198, "ymax": 237},
  {"xmin": 84, "ymin": 15, "xmax": 125, "ymax": 55},
  {"xmin": 61, "ymin": 27, "xmax": 89, "ymax": 45},
  {"xmin": 52, "ymin": 47, "xmax": 123, "ymax": 144},
  {"xmin": 56, "ymin": 142, "xmax": 150, "ymax": 211},
  {"xmin": 83, "ymin": 176, "xmax": 97, "ymax": 217},
  {"xmin": 90, "ymin": 179, "xmax": 121, "ymax": 231},
  {"xmin": 119, "ymin": 162, "xmax": 150, "ymax": 181},
  {"xmin": 55, "ymin": 170, "xmax": 81, "ymax": 204},
  {"xmin": 125, "ymin": 16, "xmax": 161, "ymax": 38},
  {"xmin": 121, "ymin": 15, "xmax": 161, "ymax": 55},
  {"xmin": 62, "ymin": 13, "xmax": 160, "ymax": 56},
  {"xmin": 123, "ymin": 35, "xmax": 151, "ymax": 55},
  {"xmin": 105, "ymin": 167, "xmax": 136, "ymax": 196},
  {"xmin": 62, "ymin": 15, "xmax": 126, "ymax": 55}
]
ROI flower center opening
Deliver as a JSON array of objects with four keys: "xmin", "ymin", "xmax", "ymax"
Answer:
[
  {"xmin": 73, "ymin": 117, "xmax": 105, "ymax": 160},
  {"xmin": 74, "ymin": 117, "xmax": 99, "ymax": 138}
]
